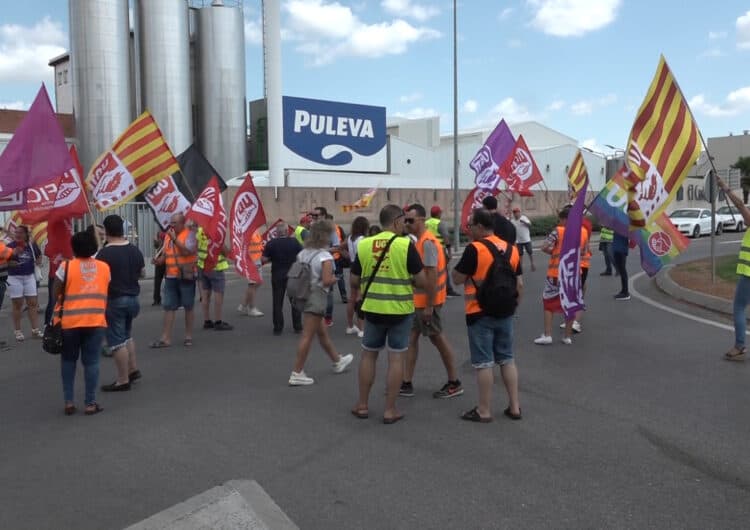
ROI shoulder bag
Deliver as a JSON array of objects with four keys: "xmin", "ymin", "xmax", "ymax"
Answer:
[
  {"xmin": 43, "ymin": 260, "xmax": 68, "ymax": 355},
  {"xmin": 355, "ymin": 235, "xmax": 399, "ymax": 319}
]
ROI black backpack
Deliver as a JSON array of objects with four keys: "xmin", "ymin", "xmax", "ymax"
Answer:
[{"xmin": 471, "ymin": 239, "xmax": 518, "ymax": 318}]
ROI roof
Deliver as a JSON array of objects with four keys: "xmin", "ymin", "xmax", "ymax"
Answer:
[
  {"xmin": 48, "ymin": 52, "xmax": 70, "ymax": 67},
  {"xmin": 0, "ymin": 110, "xmax": 76, "ymax": 137}
]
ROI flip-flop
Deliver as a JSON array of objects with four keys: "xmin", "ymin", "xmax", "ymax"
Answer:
[
  {"xmin": 183, "ymin": 338, "xmax": 193, "ymax": 347},
  {"xmin": 351, "ymin": 408, "xmax": 369, "ymax": 419},
  {"xmin": 504, "ymin": 407, "xmax": 522, "ymax": 420},
  {"xmin": 461, "ymin": 406, "xmax": 493, "ymax": 423},
  {"xmin": 149, "ymin": 340, "xmax": 170, "ymax": 349},
  {"xmin": 383, "ymin": 413, "xmax": 404, "ymax": 425}
]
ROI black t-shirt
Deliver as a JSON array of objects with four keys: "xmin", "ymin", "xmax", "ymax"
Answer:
[
  {"xmin": 96, "ymin": 243, "xmax": 145, "ymax": 298},
  {"xmin": 492, "ymin": 213, "xmax": 517, "ymax": 246},
  {"xmin": 263, "ymin": 236, "xmax": 303, "ymax": 279}
]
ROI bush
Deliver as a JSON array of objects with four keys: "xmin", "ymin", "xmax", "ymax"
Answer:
[{"xmin": 529, "ymin": 215, "xmax": 558, "ymax": 237}]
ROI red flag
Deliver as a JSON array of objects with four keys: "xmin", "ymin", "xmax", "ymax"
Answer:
[
  {"xmin": 497, "ymin": 135, "xmax": 543, "ymax": 195},
  {"xmin": 186, "ymin": 176, "xmax": 227, "ymax": 273},
  {"xmin": 229, "ymin": 173, "xmax": 266, "ymax": 282},
  {"xmin": 260, "ymin": 218, "xmax": 293, "ymax": 247},
  {"xmin": 144, "ymin": 175, "xmax": 191, "ymax": 230},
  {"xmin": 460, "ymin": 187, "xmax": 494, "ymax": 235},
  {"xmin": 45, "ymin": 218, "xmax": 74, "ymax": 268}
]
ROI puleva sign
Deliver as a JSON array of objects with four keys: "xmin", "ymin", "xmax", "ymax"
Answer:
[{"xmin": 282, "ymin": 96, "xmax": 387, "ymax": 172}]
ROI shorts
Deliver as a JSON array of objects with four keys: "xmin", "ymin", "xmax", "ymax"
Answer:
[
  {"xmin": 467, "ymin": 315, "xmax": 514, "ymax": 369},
  {"xmin": 163, "ymin": 277, "xmax": 196, "ymax": 311},
  {"xmin": 248, "ymin": 261, "xmax": 263, "ymax": 285},
  {"xmin": 7, "ymin": 274, "xmax": 37, "ymax": 298},
  {"xmin": 412, "ymin": 305, "xmax": 443, "ymax": 336},
  {"xmin": 517, "ymin": 242, "xmax": 533, "ymax": 256},
  {"xmin": 361, "ymin": 313, "xmax": 414, "ymax": 353},
  {"xmin": 105, "ymin": 295, "xmax": 140, "ymax": 350},
  {"xmin": 303, "ymin": 286, "xmax": 328, "ymax": 316},
  {"xmin": 199, "ymin": 269, "xmax": 226, "ymax": 293}
]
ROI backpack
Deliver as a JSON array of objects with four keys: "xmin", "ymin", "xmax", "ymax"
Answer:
[
  {"xmin": 287, "ymin": 250, "xmax": 321, "ymax": 311},
  {"xmin": 471, "ymin": 239, "xmax": 518, "ymax": 318}
]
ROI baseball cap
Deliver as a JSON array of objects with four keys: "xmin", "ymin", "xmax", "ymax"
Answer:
[
  {"xmin": 430, "ymin": 205, "xmax": 442, "ymax": 216},
  {"xmin": 512, "ymin": 206, "xmax": 520, "ymax": 212}
]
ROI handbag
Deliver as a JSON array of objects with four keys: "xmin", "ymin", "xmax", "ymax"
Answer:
[
  {"xmin": 42, "ymin": 261, "xmax": 68, "ymax": 355},
  {"xmin": 356, "ymin": 235, "xmax": 398, "ymax": 319}
]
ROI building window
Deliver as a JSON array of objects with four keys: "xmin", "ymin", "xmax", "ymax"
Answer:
[
  {"xmin": 63, "ymin": 69, "xmax": 68, "ymax": 84},
  {"xmin": 676, "ymin": 187, "xmax": 684, "ymax": 201},
  {"xmin": 57, "ymin": 71, "xmax": 62, "ymax": 86}
]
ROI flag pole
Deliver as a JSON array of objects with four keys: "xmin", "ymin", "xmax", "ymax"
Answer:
[{"xmin": 451, "ymin": 0, "xmax": 460, "ymax": 255}]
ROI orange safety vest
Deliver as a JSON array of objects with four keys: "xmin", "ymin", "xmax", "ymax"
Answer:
[
  {"xmin": 0, "ymin": 241, "xmax": 11, "ymax": 262},
  {"xmin": 464, "ymin": 235, "xmax": 520, "ymax": 316},
  {"xmin": 547, "ymin": 226, "xmax": 589, "ymax": 278},
  {"xmin": 165, "ymin": 228, "xmax": 197, "ymax": 278},
  {"xmin": 247, "ymin": 232, "xmax": 263, "ymax": 262},
  {"xmin": 414, "ymin": 230, "xmax": 447, "ymax": 308},
  {"xmin": 53, "ymin": 258, "xmax": 110, "ymax": 329}
]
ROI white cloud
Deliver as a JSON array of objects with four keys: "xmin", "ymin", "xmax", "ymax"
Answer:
[
  {"xmin": 738, "ymin": 11, "xmax": 750, "ymax": 49},
  {"xmin": 708, "ymin": 30, "xmax": 727, "ymax": 40},
  {"xmin": 463, "ymin": 99, "xmax": 478, "ymax": 113},
  {"xmin": 284, "ymin": 0, "xmax": 440, "ymax": 66},
  {"xmin": 392, "ymin": 106, "xmax": 439, "ymax": 120},
  {"xmin": 528, "ymin": 0, "xmax": 621, "ymax": 37},
  {"xmin": 0, "ymin": 100, "xmax": 28, "ymax": 110},
  {"xmin": 381, "ymin": 0, "xmax": 439, "ymax": 21},
  {"xmin": 570, "ymin": 93, "xmax": 617, "ymax": 115},
  {"xmin": 498, "ymin": 7, "xmax": 514, "ymax": 21},
  {"xmin": 244, "ymin": 16, "xmax": 263, "ymax": 45},
  {"xmin": 0, "ymin": 17, "xmax": 66, "ymax": 83},
  {"xmin": 546, "ymin": 99, "xmax": 565, "ymax": 111},
  {"xmin": 507, "ymin": 38, "xmax": 522, "ymax": 48},
  {"xmin": 399, "ymin": 92, "xmax": 422, "ymax": 103},
  {"xmin": 490, "ymin": 98, "xmax": 534, "ymax": 123},
  {"xmin": 698, "ymin": 47, "xmax": 724, "ymax": 58},
  {"xmin": 689, "ymin": 86, "xmax": 750, "ymax": 117}
]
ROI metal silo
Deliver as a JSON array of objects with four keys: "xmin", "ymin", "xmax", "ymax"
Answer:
[
  {"xmin": 196, "ymin": 1, "xmax": 248, "ymax": 180},
  {"xmin": 68, "ymin": 0, "xmax": 132, "ymax": 173},
  {"xmin": 137, "ymin": 0, "xmax": 192, "ymax": 155}
]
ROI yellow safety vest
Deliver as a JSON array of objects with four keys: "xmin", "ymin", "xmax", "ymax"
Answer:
[
  {"xmin": 196, "ymin": 228, "xmax": 228, "ymax": 272},
  {"xmin": 294, "ymin": 225, "xmax": 306, "ymax": 245},
  {"xmin": 737, "ymin": 230, "xmax": 750, "ymax": 277},
  {"xmin": 357, "ymin": 231, "xmax": 414, "ymax": 315},
  {"xmin": 600, "ymin": 227, "xmax": 614, "ymax": 242},
  {"xmin": 425, "ymin": 217, "xmax": 443, "ymax": 244}
]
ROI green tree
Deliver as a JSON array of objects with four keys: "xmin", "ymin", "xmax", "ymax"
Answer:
[{"xmin": 733, "ymin": 156, "xmax": 750, "ymax": 204}]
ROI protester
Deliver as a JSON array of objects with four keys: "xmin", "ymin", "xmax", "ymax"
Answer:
[
  {"xmin": 401, "ymin": 204, "xmax": 463, "ymax": 399},
  {"xmin": 152, "ymin": 228, "xmax": 166, "ymax": 306},
  {"xmin": 310, "ymin": 207, "xmax": 341, "ymax": 327},
  {"xmin": 262, "ymin": 222, "xmax": 303, "ymax": 335},
  {"xmin": 288, "ymin": 219, "xmax": 353, "ymax": 385},
  {"xmin": 197, "ymin": 226, "xmax": 233, "ymax": 330},
  {"xmin": 599, "ymin": 226, "xmax": 614, "ymax": 276},
  {"xmin": 54, "ymin": 230, "xmax": 110, "ymax": 416},
  {"xmin": 426, "ymin": 204, "xmax": 461, "ymax": 297},
  {"xmin": 327, "ymin": 213, "xmax": 349, "ymax": 304},
  {"xmin": 717, "ymin": 175, "xmax": 750, "ymax": 361},
  {"xmin": 511, "ymin": 206, "xmax": 535, "ymax": 272},
  {"xmin": 294, "ymin": 215, "xmax": 312, "ymax": 245},
  {"xmin": 482, "ymin": 195, "xmax": 516, "ymax": 246},
  {"xmin": 612, "ymin": 232, "xmax": 630, "ymax": 301},
  {"xmin": 560, "ymin": 217, "xmax": 592, "ymax": 334},
  {"xmin": 0, "ymin": 235, "xmax": 11, "ymax": 347},
  {"xmin": 237, "ymin": 230, "xmax": 264, "ymax": 317},
  {"xmin": 7, "ymin": 225, "xmax": 43, "ymax": 341},
  {"xmin": 350, "ymin": 204, "xmax": 426, "ymax": 424},
  {"xmin": 344, "ymin": 216, "xmax": 369, "ymax": 337},
  {"xmin": 150, "ymin": 213, "xmax": 197, "ymax": 348},
  {"xmin": 97, "ymin": 215, "xmax": 145, "ymax": 392},
  {"xmin": 44, "ymin": 238, "xmax": 69, "ymax": 327},
  {"xmin": 452, "ymin": 208, "xmax": 523, "ymax": 422}
]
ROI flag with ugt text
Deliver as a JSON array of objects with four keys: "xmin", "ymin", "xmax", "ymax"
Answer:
[
  {"xmin": 186, "ymin": 176, "xmax": 227, "ymax": 273},
  {"xmin": 497, "ymin": 134, "xmax": 543, "ymax": 195},
  {"xmin": 230, "ymin": 173, "xmax": 267, "ymax": 283},
  {"xmin": 86, "ymin": 111, "xmax": 179, "ymax": 210},
  {"xmin": 469, "ymin": 119, "xmax": 515, "ymax": 192},
  {"xmin": 567, "ymin": 150, "xmax": 589, "ymax": 197},
  {"xmin": 558, "ymin": 180, "xmax": 587, "ymax": 320},
  {"xmin": 624, "ymin": 55, "xmax": 701, "ymax": 230},
  {"xmin": 143, "ymin": 175, "xmax": 192, "ymax": 230}
]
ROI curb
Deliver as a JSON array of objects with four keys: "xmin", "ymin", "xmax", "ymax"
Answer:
[{"xmin": 655, "ymin": 265, "xmax": 736, "ymax": 316}]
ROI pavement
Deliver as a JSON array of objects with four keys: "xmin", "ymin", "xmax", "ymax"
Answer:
[{"xmin": 1, "ymin": 231, "xmax": 750, "ymax": 529}]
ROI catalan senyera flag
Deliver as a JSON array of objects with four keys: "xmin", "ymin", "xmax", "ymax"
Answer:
[
  {"xmin": 567, "ymin": 150, "xmax": 589, "ymax": 197},
  {"xmin": 7, "ymin": 212, "xmax": 47, "ymax": 248},
  {"xmin": 86, "ymin": 111, "xmax": 180, "ymax": 211},
  {"xmin": 624, "ymin": 55, "xmax": 701, "ymax": 230},
  {"xmin": 342, "ymin": 187, "xmax": 377, "ymax": 213}
]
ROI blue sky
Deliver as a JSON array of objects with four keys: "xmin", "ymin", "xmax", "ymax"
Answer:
[{"xmin": 1, "ymin": 0, "xmax": 749, "ymax": 154}]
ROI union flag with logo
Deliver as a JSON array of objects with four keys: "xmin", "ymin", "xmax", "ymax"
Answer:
[
  {"xmin": 230, "ymin": 173, "xmax": 267, "ymax": 283},
  {"xmin": 496, "ymin": 134, "xmax": 543, "ymax": 195},
  {"xmin": 186, "ymin": 175, "xmax": 227, "ymax": 273}
]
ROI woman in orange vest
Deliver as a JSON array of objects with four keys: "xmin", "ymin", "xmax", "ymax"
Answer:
[
  {"xmin": 238, "ymin": 230, "xmax": 265, "ymax": 317},
  {"xmin": 53, "ymin": 231, "xmax": 111, "ymax": 416}
]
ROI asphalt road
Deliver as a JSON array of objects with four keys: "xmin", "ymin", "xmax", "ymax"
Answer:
[{"xmin": 1, "ymin": 231, "xmax": 749, "ymax": 529}]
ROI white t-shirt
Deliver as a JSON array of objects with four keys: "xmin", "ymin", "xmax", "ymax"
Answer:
[
  {"xmin": 347, "ymin": 235, "xmax": 364, "ymax": 262},
  {"xmin": 296, "ymin": 248, "xmax": 334, "ymax": 290},
  {"xmin": 511, "ymin": 215, "xmax": 532, "ymax": 244}
]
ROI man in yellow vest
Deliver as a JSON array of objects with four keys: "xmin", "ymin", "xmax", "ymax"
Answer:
[
  {"xmin": 599, "ymin": 226, "xmax": 614, "ymax": 276},
  {"xmin": 350, "ymin": 204, "xmax": 426, "ymax": 424},
  {"xmin": 426, "ymin": 205, "xmax": 460, "ymax": 297},
  {"xmin": 197, "ymin": 226, "xmax": 233, "ymax": 331},
  {"xmin": 401, "ymin": 203, "xmax": 462, "ymax": 399},
  {"xmin": 718, "ymin": 175, "xmax": 750, "ymax": 361},
  {"xmin": 294, "ymin": 215, "xmax": 311, "ymax": 245}
]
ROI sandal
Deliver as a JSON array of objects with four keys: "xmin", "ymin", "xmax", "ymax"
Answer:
[
  {"xmin": 724, "ymin": 347, "xmax": 746, "ymax": 362},
  {"xmin": 64, "ymin": 403, "xmax": 76, "ymax": 416},
  {"xmin": 149, "ymin": 340, "xmax": 170, "ymax": 349},
  {"xmin": 504, "ymin": 407, "xmax": 522, "ymax": 420},
  {"xmin": 383, "ymin": 413, "xmax": 405, "ymax": 425},
  {"xmin": 461, "ymin": 406, "xmax": 493, "ymax": 423},
  {"xmin": 351, "ymin": 408, "xmax": 369, "ymax": 419},
  {"xmin": 14, "ymin": 330, "xmax": 24, "ymax": 342},
  {"xmin": 183, "ymin": 338, "xmax": 193, "ymax": 347},
  {"xmin": 84, "ymin": 403, "xmax": 104, "ymax": 416}
]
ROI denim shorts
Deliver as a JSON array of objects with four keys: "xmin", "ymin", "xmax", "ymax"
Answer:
[
  {"xmin": 362, "ymin": 313, "xmax": 414, "ymax": 353},
  {"xmin": 199, "ymin": 269, "xmax": 226, "ymax": 293},
  {"xmin": 163, "ymin": 277, "xmax": 196, "ymax": 311},
  {"xmin": 303, "ymin": 286, "xmax": 328, "ymax": 316},
  {"xmin": 467, "ymin": 315, "xmax": 514, "ymax": 369},
  {"xmin": 105, "ymin": 295, "xmax": 140, "ymax": 350}
]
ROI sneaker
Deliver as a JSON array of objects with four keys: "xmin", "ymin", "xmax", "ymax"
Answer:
[
  {"xmin": 346, "ymin": 325, "xmax": 361, "ymax": 335},
  {"xmin": 614, "ymin": 292, "xmax": 631, "ymax": 301},
  {"xmin": 203, "ymin": 320, "xmax": 214, "ymax": 329},
  {"xmin": 237, "ymin": 304, "xmax": 247, "ymax": 314},
  {"xmin": 357, "ymin": 330, "xmax": 364, "ymax": 338},
  {"xmin": 433, "ymin": 380, "xmax": 464, "ymax": 399},
  {"xmin": 14, "ymin": 330, "xmax": 24, "ymax": 342},
  {"xmin": 289, "ymin": 371, "xmax": 314, "ymax": 386},
  {"xmin": 558, "ymin": 321, "xmax": 581, "ymax": 333},
  {"xmin": 332, "ymin": 353, "xmax": 354, "ymax": 373},
  {"xmin": 534, "ymin": 334, "xmax": 552, "ymax": 345},
  {"xmin": 399, "ymin": 381, "xmax": 415, "ymax": 397},
  {"xmin": 561, "ymin": 337, "xmax": 573, "ymax": 345},
  {"xmin": 213, "ymin": 321, "xmax": 233, "ymax": 331},
  {"xmin": 248, "ymin": 307, "xmax": 264, "ymax": 317},
  {"xmin": 324, "ymin": 317, "xmax": 333, "ymax": 327}
]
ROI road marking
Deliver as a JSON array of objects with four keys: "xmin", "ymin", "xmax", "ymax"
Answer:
[
  {"xmin": 629, "ymin": 271, "xmax": 749, "ymax": 335},
  {"xmin": 720, "ymin": 239, "xmax": 742, "ymax": 245}
]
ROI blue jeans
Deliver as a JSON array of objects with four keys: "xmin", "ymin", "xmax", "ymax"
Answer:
[
  {"xmin": 61, "ymin": 327, "xmax": 105, "ymax": 405},
  {"xmin": 467, "ymin": 315, "xmax": 514, "ymax": 369},
  {"xmin": 733, "ymin": 275, "xmax": 750, "ymax": 348},
  {"xmin": 361, "ymin": 313, "xmax": 414, "ymax": 352}
]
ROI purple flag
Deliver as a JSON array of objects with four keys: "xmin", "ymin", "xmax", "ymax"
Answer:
[
  {"xmin": 469, "ymin": 119, "xmax": 515, "ymax": 191},
  {"xmin": 0, "ymin": 85, "xmax": 74, "ymax": 198},
  {"xmin": 558, "ymin": 180, "xmax": 588, "ymax": 320}
]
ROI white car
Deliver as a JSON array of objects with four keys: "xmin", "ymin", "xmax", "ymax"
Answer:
[
  {"xmin": 669, "ymin": 208, "xmax": 721, "ymax": 238},
  {"xmin": 716, "ymin": 205, "xmax": 746, "ymax": 232}
]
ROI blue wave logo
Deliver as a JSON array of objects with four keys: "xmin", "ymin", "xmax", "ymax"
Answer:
[{"xmin": 283, "ymin": 96, "xmax": 386, "ymax": 166}]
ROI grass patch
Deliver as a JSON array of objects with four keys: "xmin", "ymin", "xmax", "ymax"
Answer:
[{"xmin": 717, "ymin": 254, "xmax": 738, "ymax": 283}]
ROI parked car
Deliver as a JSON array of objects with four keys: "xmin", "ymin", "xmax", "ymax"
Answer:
[
  {"xmin": 669, "ymin": 208, "xmax": 721, "ymax": 238},
  {"xmin": 716, "ymin": 205, "xmax": 746, "ymax": 232}
]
